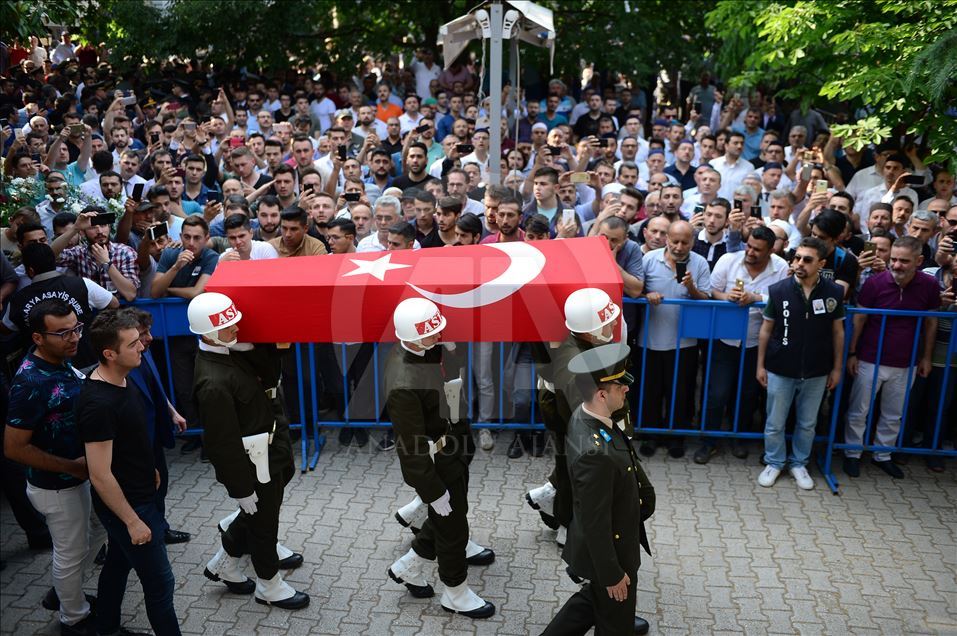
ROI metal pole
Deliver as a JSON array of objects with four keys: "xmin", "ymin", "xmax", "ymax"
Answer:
[
  {"xmin": 488, "ymin": 2, "xmax": 503, "ymax": 186},
  {"xmin": 510, "ymin": 37, "xmax": 519, "ymax": 141}
]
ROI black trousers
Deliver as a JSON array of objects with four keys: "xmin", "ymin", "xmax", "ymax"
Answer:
[
  {"xmin": 221, "ymin": 475, "xmax": 285, "ymax": 580},
  {"xmin": 640, "ymin": 347, "xmax": 699, "ymax": 429},
  {"xmin": 168, "ymin": 336, "xmax": 199, "ymax": 426},
  {"xmin": 703, "ymin": 343, "xmax": 760, "ymax": 435},
  {"xmin": 542, "ymin": 570, "xmax": 638, "ymax": 636},
  {"xmin": 411, "ymin": 470, "xmax": 470, "ymax": 587}
]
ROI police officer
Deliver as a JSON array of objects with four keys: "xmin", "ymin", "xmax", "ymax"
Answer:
[
  {"xmin": 385, "ymin": 297, "xmax": 495, "ymax": 619},
  {"xmin": 542, "ymin": 343, "xmax": 655, "ymax": 636},
  {"xmin": 525, "ymin": 288, "xmax": 629, "ymax": 547},
  {"xmin": 188, "ymin": 292, "xmax": 309, "ymax": 610}
]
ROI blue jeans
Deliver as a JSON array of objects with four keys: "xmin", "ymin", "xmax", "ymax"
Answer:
[
  {"xmin": 95, "ymin": 501, "xmax": 181, "ymax": 636},
  {"xmin": 763, "ymin": 373, "xmax": 827, "ymax": 469}
]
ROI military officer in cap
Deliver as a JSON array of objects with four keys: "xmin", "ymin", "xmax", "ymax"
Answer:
[
  {"xmin": 385, "ymin": 297, "xmax": 495, "ymax": 619},
  {"xmin": 542, "ymin": 343, "xmax": 655, "ymax": 636},
  {"xmin": 188, "ymin": 292, "xmax": 309, "ymax": 610},
  {"xmin": 525, "ymin": 288, "xmax": 631, "ymax": 547}
]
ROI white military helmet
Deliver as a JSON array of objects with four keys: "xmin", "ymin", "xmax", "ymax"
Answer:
[
  {"xmin": 188, "ymin": 292, "xmax": 242, "ymax": 339},
  {"xmin": 564, "ymin": 288, "xmax": 620, "ymax": 342},
  {"xmin": 394, "ymin": 297, "xmax": 447, "ymax": 344}
]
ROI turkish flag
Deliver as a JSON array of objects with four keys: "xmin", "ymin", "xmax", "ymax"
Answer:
[{"xmin": 205, "ymin": 237, "xmax": 623, "ymax": 343}]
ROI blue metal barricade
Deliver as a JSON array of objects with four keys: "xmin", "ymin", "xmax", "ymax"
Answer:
[
  {"xmin": 129, "ymin": 297, "xmax": 955, "ymax": 487},
  {"xmin": 822, "ymin": 306, "xmax": 957, "ymax": 493}
]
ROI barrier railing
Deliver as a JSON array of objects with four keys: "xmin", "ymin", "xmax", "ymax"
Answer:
[
  {"xmin": 822, "ymin": 306, "xmax": 957, "ymax": 493},
  {"xmin": 129, "ymin": 297, "xmax": 955, "ymax": 490}
]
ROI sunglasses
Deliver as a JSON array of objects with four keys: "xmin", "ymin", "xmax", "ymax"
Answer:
[{"xmin": 794, "ymin": 255, "xmax": 818, "ymax": 264}]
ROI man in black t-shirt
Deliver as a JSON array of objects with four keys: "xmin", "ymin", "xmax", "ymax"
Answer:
[
  {"xmin": 78, "ymin": 309, "xmax": 182, "ymax": 636},
  {"xmin": 809, "ymin": 209, "xmax": 859, "ymax": 299}
]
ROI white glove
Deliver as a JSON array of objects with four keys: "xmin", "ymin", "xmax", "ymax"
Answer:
[
  {"xmin": 429, "ymin": 490, "xmax": 452, "ymax": 517},
  {"xmin": 236, "ymin": 493, "xmax": 259, "ymax": 515}
]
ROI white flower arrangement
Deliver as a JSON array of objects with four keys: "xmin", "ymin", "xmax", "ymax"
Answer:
[{"xmin": 1, "ymin": 175, "xmax": 45, "ymax": 225}]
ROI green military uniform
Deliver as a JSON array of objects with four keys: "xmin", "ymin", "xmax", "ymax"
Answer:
[
  {"xmin": 545, "ymin": 334, "xmax": 633, "ymax": 529},
  {"xmin": 543, "ymin": 344, "xmax": 655, "ymax": 636},
  {"xmin": 384, "ymin": 343, "xmax": 474, "ymax": 587},
  {"xmin": 194, "ymin": 343, "xmax": 294, "ymax": 581}
]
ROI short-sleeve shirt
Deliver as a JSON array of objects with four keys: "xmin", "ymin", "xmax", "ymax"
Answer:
[
  {"xmin": 856, "ymin": 270, "xmax": 941, "ymax": 368},
  {"xmin": 639, "ymin": 248, "xmax": 712, "ymax": 350},
  {"xmin": 821, "ymin": 247, "xmax": 859, "ymax": 292},
  {"xmin": 157, "ymin": 247, "xmax": 218, "ymax": 289},
  {"xmin": 76, "ymin": 379, "xmax": 156, "ymax": 511},
  {"xmin": 710, "ymin": 251, "xmax": 789, "ymax": 347},
  {"xmin": 6, "ymin": 353, "xmax": 86, "ymax": 490},
  {"xmin": 616, "ymin": 239, "xmax": 645, "ymax": 281}
]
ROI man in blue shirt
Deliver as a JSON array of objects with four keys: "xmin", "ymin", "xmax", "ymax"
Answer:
[
  {"xmin": 637, "ymin": 221, "xmax": 712, "ymax": 458},
  {"xmin": 4, "ymin": 299, "xmax": 106, "ymax": 635},
  {"xmin": 732, "ymin": 108, "xmax": 765, "ymax": 162}
]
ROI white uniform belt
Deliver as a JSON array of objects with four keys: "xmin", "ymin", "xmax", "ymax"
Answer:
[{"xmin": 428, "ymin": 435, "xmax": 448, "ymax": 460}]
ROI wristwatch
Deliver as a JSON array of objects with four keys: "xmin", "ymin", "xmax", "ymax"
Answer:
[{"xmin": 100, "ymin": 261, "xmax": 111, "ymax": 275}]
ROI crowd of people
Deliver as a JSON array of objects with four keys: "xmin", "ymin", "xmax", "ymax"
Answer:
[{"xmin": 1, "ymin": 35, "xmax": 955, "ymax": 635}]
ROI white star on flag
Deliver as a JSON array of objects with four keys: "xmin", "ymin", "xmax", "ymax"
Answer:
[{"xmin": 341, "ymin": 254, "xmax": 411, "ymax": 281}]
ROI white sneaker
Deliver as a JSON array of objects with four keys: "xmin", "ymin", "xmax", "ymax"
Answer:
[
  {"xmin": 478, "ymin": 429, "xmax": 494, "ymax": 450},
  {"xmin": 758, "ymin": 465, "xmax": 782, "ymax": 487},
  {"xmin": 790, "ymin": 466, "xmax": 815, "ymax": 490}
]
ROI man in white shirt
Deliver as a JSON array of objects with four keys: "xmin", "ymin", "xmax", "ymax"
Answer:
[
  {"xmin": 444, "ymin": 169, "xmax": 486, "ymax": 216},
  {"xmin": 680, "ymin": 166, "xmax": 722, "ymax": 217},
  {"xmin": 219, "ymin": 214, "xmax": 279, "ymax": 261},
  {"xmin": 460, "ymin": 129, "xmax": 491, "ymax": 181},
  {"xmin": 765, "ymin": 189, "xmax": 802, "ymax": 250},
  {"xmin": 711, "ymin": 131, "xmax": 755, "ymax": 200},
  {"xmin": 398, "ymin": 95, "xmax": 424, "ymax": 135},
  {"xmin": 50, "ymin": 32, "xmax": 77, "ymax": 65},
  {"xmin": 309, "ymin": 83, "xmax": 337, "ymax": 133},
  {"xmin": 357, "ymin": 196, "xmax": 401, "ymax": 252},
  {"xmin": 117, "ymin": 151, "xmax": 149, "ymax": 200},
  {"xmin": 408, "ymin": 50, "xmax": 442, "ymax": 102},
  {"xmin": 694, "ymin": 225, "xmax": 789, "ymax": 464},
  {"xmin": 853, "ymin": 154, "xmax": 920, "ymax": 229}
]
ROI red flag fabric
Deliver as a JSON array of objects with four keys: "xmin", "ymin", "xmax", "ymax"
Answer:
[{"xmin": 205, "ymin": 237, "xmax": 623, "ymax": 343}]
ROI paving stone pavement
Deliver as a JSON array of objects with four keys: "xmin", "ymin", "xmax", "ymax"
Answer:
[{"xmin": 2, "ymin": 433, "xmax": 956, "ymax": 635}]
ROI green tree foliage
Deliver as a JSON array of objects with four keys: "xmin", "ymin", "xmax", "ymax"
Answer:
[
  {"xmin": 76, "ymin": 0, "xmax": 470, "ymax": 75},
  {"xmin": 71, "ymin": 1, "xmax": 714, "ymax": 87},
  {"xmin": 520, "ymin": 0, "xmax": 716, "ymax": 81},
  {"xmin": 1, "ymin": 0, "xmax": 86, "ymax": 42},
  {"xmin": 706, "ymin": 0, "xmax": 957, "ymax": 168}
]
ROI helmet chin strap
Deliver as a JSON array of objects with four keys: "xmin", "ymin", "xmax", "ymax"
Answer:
[
  {"xmin": 591, "ymin": 328, "xmax": 613, "ymax": 343},
  {"xmin": 209, "ymin": 334, "xmax": 238, "ymax": 347}
]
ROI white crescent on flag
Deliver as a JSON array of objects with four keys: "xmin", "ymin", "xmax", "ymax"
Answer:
[{"xmin": 407, "ymin": 242, "xmax": 546, "ymax": 309}]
